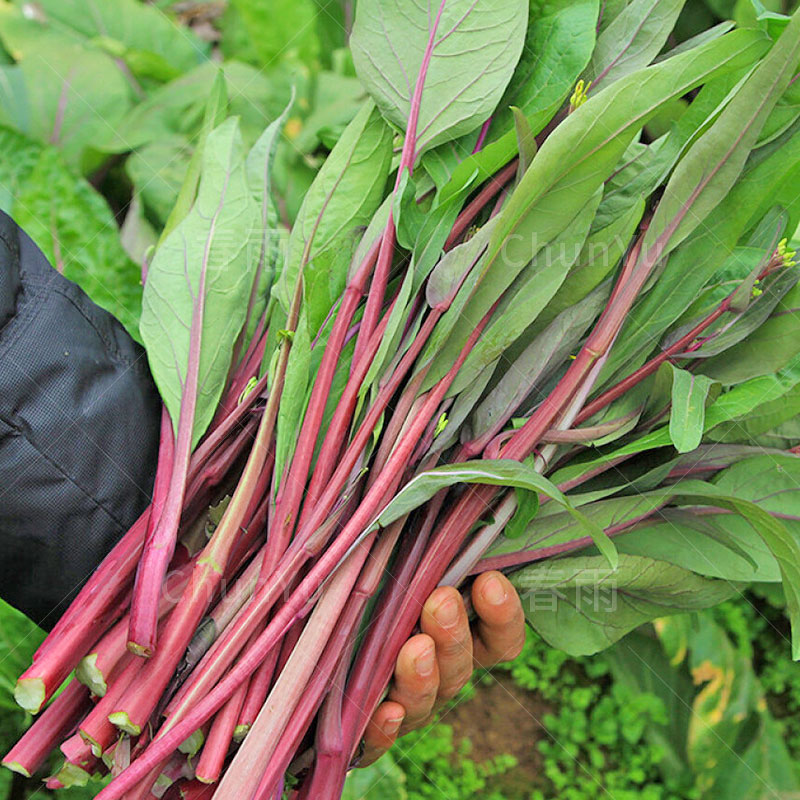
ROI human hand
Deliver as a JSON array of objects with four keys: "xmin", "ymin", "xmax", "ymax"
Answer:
[{"xmin": 360, "ymin": 571, "xmax": 526, "ymax": 765}]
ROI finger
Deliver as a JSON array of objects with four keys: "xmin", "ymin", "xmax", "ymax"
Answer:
[
  {"xmin": 361, "ymin": 701, "xmax": 406, "ymax": 766},
  {"xmin": 388, "ymin": 633, "xmax": 439, "ymax": 729},
  {"xmin": 471, "ymin": 571, "xmax": 526, "ymax": 668},
  {"xmin": 420, "ymin": 586, "xmax": 473, "ymax": 702}
]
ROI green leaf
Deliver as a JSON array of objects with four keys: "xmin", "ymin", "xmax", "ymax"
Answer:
[
  {"xmin": 426, "ymin": 28, "xmax": 768, "ymax": 386},
  {"xmin": 618, "ymin": 511, "xmax": 780, "ymax": 583},
  {"xmin": 101, "ymin": 61, "xmax": 296, "ymax": 154},
  {"xmin": 511, "ymin": 106, "xmax": 537, "ymax": 174},
  {"xmin": 705, "ymin": 351, "xmax": 800, "ymax": 430},
  {"xmin": 587, "ymin": 0, "xmax": 687, "ymax": 88},
  {"xmin": 276, "ymin": 101, "xmax": 392, "ymax": 336},
  {"xmin": 444, "ymin": 186, "xmax": 602, "ymax": 395},
  {"xmin": 1, "ymin": 129, "xmax": 142, "ymax": 334},
  {"xmin": 271, "ymin": 103, "xmax": 391, "ymax": 482},
  {"xmin": 707, "ymin": 383, "xmax": 800, "ymax": 444},
  {"xmin": 470, "ymin": 281, "xmax": 610, "ymax": 446},
  {"xmin": 506, "ymin": 487, "xmax": 539, "ymax": 540},
  {"xmin": 127, "ymin": 136, "xmax": 192, "ymax": 226},
  {"xmin": 342, "ymin": 751, "xmax": 407, "ymax": 799},
  {"xmin": 664, "ymin": 478, "xmax": 800, "ymax": 660},
  {"xmin": 0, "ymin": 42, "xmax": 132, "ymax": 172},
  {"xmin": 642, "ymin": 10, "xmax": 800, "ymax": 267},
  {"xmin": 668, "ymin": 366, "xmax": 716, "ymax": 453},
  {"xmin": 371, "ymin": 460, "xmax": 618, "ymax": 568},
  {"xmin": 530, "ymin": 197, "xmax": 645, "ymax": 336},
  {"xmin": 7, "ymin": 0, "xmax": 207, "ymax": 76},
  {"xmin": 509, "ymin": 554, "xmax": 738, "ymax": 656},
  {"xmin": 159, "ymin": 69, "xmax": 228, "ymax": 243},
  {"xmin": 487, "ymin": 492, "xmax": 666, "ymax": 560},
  {"xmin": 241, "ymin": 95, "xmax": 295, "ymax": 344},
  {"xmin": 604, "ymin": 629, "xmax": 694, "ymax": 783},
  {"xmin": 221, "ymin": 0, "xmax": 320, "ymax": 68},
  {"xmin": 491, "ymin": 0, "xmax": 599, "ymax": 142},
  {"xmin": 140, "ymin": 118, "xmax": 260, "ymax": 448},
  {"xmin": 708, "ymin": 715, "xmax": 800, "ymax": 799},
  {"xmin": 351, "ymin": 0, "xmax": 528, "ymax": 156}
]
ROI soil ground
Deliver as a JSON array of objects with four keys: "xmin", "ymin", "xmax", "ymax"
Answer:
[{"xmin": 445, "ymin": 673, "xmax": 551, "ymax": 796}]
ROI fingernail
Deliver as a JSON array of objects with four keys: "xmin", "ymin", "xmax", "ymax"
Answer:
[
  {"xmin": 415, "ymin": 646, "xmax": 435, "ymax": 676},
  {"xmin": 433, "ymin": 595, "xmax": 459, "ymax": 628},
  {"xmin": 384, "ymin": 716, "xmax": 404, "ymax": 736},
  {"xmin": 482, "ymin": 575, "xmax": 507, "ymax": 606}
]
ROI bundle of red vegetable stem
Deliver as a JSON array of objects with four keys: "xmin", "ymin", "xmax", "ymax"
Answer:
[{"xmin": 5, "ymin": 46, "xmax": 794, "ymax": 800}]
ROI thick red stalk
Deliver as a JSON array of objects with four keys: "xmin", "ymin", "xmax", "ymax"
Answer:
[
  {"xmin": 3, "ymin": 680, "xmax": 91, "ymax": 777},
  {"xmin": 158, "ymin": 515, "xmax": 343, "ymax": 728},
  {"xmin": 79, "ymin": 649, "xmax": 145, "ymax": 755},
  {"xmin": 264, "ymin": 242, "xmax": 381, "ymax": 585},
  {"xmin": 130, "ymin": 304, "xmax": 204, "ymax": 655},
  {"xmin": 194, "ymin": 679, "xmax": 247, "ymax": 784},
  {"xmin": 339, "ymin": 491, "xmax": 444, "ymax": 749},
  {"xmin": 93, "ymin": 307, "xmax": 492, "ymax": 800},
  {"xmin": 300, "ymin": 517, "xmax": 408, "ymax": 798},
  {"xmin": 251, "ymin": 591, "xmax": 364, "ymax": 800},
  {"xmin": 77, "ymin": 557, "xmax": 194, "ymax": 696},
  {"xmin": 213, "ymin": 540, "xmax": 375, "ymax": 799},
  {"xmin": 20, "ymin": 510, "xmax": 148, "ymax": 711},
  {"xmin": 60, "ymin": 732, "xmax": 96, "ymax": 769},
  {"xmin": 298, "ymin": 299, "xmax": 398, "ymax": 521}
]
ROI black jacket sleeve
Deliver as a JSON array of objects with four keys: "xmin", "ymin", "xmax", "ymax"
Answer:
[{"xmin": 0, "ymin": 210, "xmax": 160, "ymax": 629}]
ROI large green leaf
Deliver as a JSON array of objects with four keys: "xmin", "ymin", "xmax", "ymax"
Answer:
[
  {"xmin": 0, "ymin": 42, "xmax": 131, "ymax": 171},
  {"xmin": 140, "ymin": 118, "xmax": 260, "ymax": 447},
  {"xmin": 491, "ymin": 0, "xmax": 599, "ymax": 139},
  {"xmin": 351, "ymin": 0, "xmax": 528, "ymax": 157},
  {"xmin": 708, "ymin": 715, "xmax": 800, "ymax": 799},
  {"xmin": 5, "ymin": 0, "xmax": 207, "ymax": 78},
  {"xmin": 509, "ymin": 554, "xmax": 738, "ymax": 656},
  {"xmin": 100, "ymin": 61, "xmax": 295, "ymax": 153},
  {"xmin": 707, "ymin": 383, "xmax": 800, "ymax": 444},
  {"xmin": 126, "ymin": 136, "xmax": 192, "ymax": 225},
  {"xmin": 587, "ymin": 0, "xmax": 686, "ymax": 88},
  {"xmin": 605, "ymin": 628, "xmax": 694, "ymax": 783},
  {"xmin": 663, "ymin": 478, "xmax": 800, "ymax": 659},
  {"xmin": 0, "ymin": 128, "xmax": 142, "ymax": 334}
]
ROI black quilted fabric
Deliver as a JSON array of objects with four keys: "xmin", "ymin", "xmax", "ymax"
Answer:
[{"xmin": 0, "ymin": 210, "xmax": 160, "ymax": 628}]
